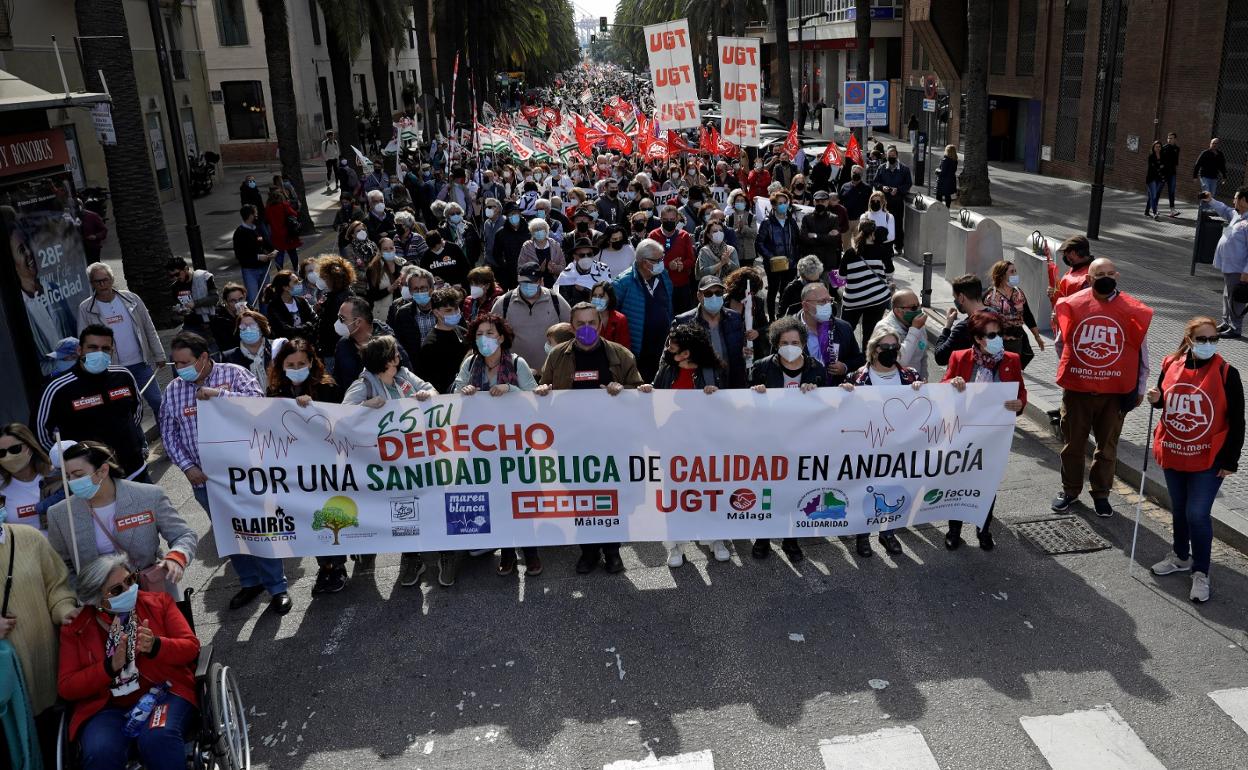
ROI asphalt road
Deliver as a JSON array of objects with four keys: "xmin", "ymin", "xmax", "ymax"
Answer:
[{"xmin": 162, "ymin": 417, "xmax": 1248, "ymax": 770}]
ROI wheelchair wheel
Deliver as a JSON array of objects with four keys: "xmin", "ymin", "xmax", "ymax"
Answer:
[
  {"xmin": 56, "ymin": 708, "xmax": 74, "ymax": 769},
  {"xmin": 207, "ymin": 662, "xmax": 250, "ymax": 770}
]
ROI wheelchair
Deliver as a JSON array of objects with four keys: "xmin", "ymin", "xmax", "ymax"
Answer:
[{"xmin": 55, "ymin": 588, "xmax": 251, "ymax": 770}]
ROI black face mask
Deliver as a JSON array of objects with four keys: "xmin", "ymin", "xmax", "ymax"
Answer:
[
  {"xmin": 876, "ymin": 348, "xmax": 899, "ymax": 368},
  {"xmin": 661, "ymin": 221, "xmax": 677, "ymax": 233},
  {"xmin": 576, "ymin": 221, "xmax": 590, "ymax": 232},
  {"xmin": 852, "ymin": 173, "xmax": 862, "ymax": 183},
  {"xmin": 870, "ymin": 201, "xmax": 882, "ymax": 211},
  {"xmin": 1093, "ymin": 276, "xmax": 1117, "ymax": 295}
]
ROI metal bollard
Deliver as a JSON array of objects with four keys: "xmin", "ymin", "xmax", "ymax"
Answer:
[{"xmin": 921, "ymin": 252, "xmax": 934, "ymax": 308}]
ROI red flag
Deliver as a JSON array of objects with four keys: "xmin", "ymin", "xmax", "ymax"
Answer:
[
  {"xmin": 819, "ymin": 140, "xmax": 844, "ymax": 168},
  {"xmin": 520, "ymin": 104, "xmax": 541, "ymax": 122},
  {"xmin": 645, "ymin": 141, "xmax": 669, "ymax": 162},
  {"xmin": 714, "ymin": 131, "xmax": 740, "ymax": 158},
  {"xmin": 698, "ymin": 125, "xmax": 715, "ymax": 155},
  {"xmin": 573, "ymin": 116, "xmax": 602, "ymax": 157},
  {"xmin": 780, "ymin": 121, "xmax": 799, "ymax": 160},
  {"xmin": 665, "ymin": 130, "xmax": 693, "ymax": 156},
  {"xmin": 846, "ymin": 134, "xmax": 864, "ymax": 166},
  {"xmin": 540, "ymin": 107, "xmax": 560, "ymax": 127},
  {"xmin": 606, "ymin": 123, "xmax": 633, "ymax": 154}
]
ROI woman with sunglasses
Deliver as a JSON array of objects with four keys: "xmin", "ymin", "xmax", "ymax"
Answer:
[
  {"xmin": 1146, "ymin": 316, "xmax": 1244, "ymax": 603},
  {"xmin": 941, "ymin": 310, "xmax": 1028, "ymax": 552},
  {"xmin": 58, "ymin": 553, "xmax": 200, "ymax": 770},
  {"xmin": 842, "ymin": 325, "xmax": 924, "ymax": 558},
  {"xmin": 45, "ymin": 442, "xmax": 197, "ymax": 593},
  {"xmin": 984, "ymin": 260, "xmax": 1045, "ymax": 370},
  {"xmin": 0, "ymin": 423, "xmax": 62, "ymax": 535}
]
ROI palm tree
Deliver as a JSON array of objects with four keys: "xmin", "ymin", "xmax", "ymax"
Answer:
[
  {"xmin": 772, "ymin": 0, "xmax": 793, "ymax": 124},
  {"xmin": 366, "ymin": 0, "xmax": 410, "ymax": 139},
  {"xmin": 959, "ymin": 0, "xmax": 992, "ymax": 204},
  {"xmin": 257, "ymin": 0, "xmax": 313, "ymax": 232},
  {"xmin": 412, "ymin": 0, "xmax": 438, "ymax": 139},
  {"xmin": 73, "ymin": 0, "xmax": 174, "ymax": 320},
  {"xmin": 319, "ymin": 0, "xmax": 364, "ymax": 151}
]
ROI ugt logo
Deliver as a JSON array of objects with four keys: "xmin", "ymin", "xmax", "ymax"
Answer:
[
  {"xmin": 1071, "ymin": 315, "xmax": 1124, "ymax": 368},
  {"xmin": 1163, "ymin": 383, "xmax": 1213, "ymax": 441}
]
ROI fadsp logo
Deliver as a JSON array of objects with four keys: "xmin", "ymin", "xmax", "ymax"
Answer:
[
  {"xmin": 446, "ymin": 492, "xmax": 491, "ymax": 534},
  {"xmin": 863, "ymin": 485, "xmax": 908, "ymax": 525},
  {"xmin": 797, "ymin": 488, "xmax": 848, "ymax": 520},
  {"xmin": 1163, "ymin": 383, "xmax": 1213, "ymax": 441},
  {"xmin": 312, "ymin": 496, "xmax": 359, "ymax": 545},
  {"xmin": 1071, "ymin": 315, "xmax": 1124, "ymax": 369}
]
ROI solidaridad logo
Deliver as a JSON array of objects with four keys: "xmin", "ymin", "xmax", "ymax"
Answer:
[{"xmin": 794, "ymin": 488, "xmax": 850, "ymax": 529}]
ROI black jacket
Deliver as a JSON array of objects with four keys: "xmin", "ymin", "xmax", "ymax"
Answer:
[
  {"xmin": 491, "ymin": 224, "xmax": 529, "ymax": 289},
  {"xmin": 209, "ymin": 305, "xmax": 239, "ymax": 353},
  {"xmin": 1159, "ymin": 143, "xmax": 1180, "ymax": 176},
  {"xmin": 316, "ymin": 288, "xmax": 354, "ymax": 359},
  {"xmin": 934, "ymin": 316, "xmax": 975, "ymax": 367},
  {"xmin": 390, "ymin": 300, "xmax": 437, "ymax": 368},
  {"xmin": 673, "ymin": 307, "xmax": 748, "ymax": 389},
  {"xmin": 365, "ymin": 209, "xmax": 397, "ymax": 243},
  {"xmin": 748, "ymin": 355, "xmax": 828, "ymax": 388},
  {"xmin": 232, "ymin": 224, "xmax": 270, "ymax": 270},
  {"xmin": 417, "ymin": 326, "xmax": 469, "ymax": 394},
  {"xmin": 652, "ymin": 362, "xmax": 724, "ymax": 390},
  {"xmin": 265, "ymin": 295, "xmax": 318, "ymax": 343},
  {"xmin": 334, "ymin": 321, "xmax": 413, "ymax": 388},
  {"xmin": 798, "ymin": 208, "xmax": 844, "ymax": 266},
  {"xmin": 1194, "ymin": 149, "xmax": 1226, "ymax": 180},
  {"xmin": 36, "ymin": 366, "xmax": 147, "ymax": 477}
]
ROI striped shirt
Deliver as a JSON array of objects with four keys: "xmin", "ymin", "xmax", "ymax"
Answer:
[
  {"xmin": 158, "ymin": 362, "xmax": 262, "ymax": 480},
  {"xmin": 839, "ymin": 247, "xmax": 892, "ymax": 310}
]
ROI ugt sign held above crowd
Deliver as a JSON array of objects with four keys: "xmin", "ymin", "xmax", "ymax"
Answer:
[
  {"xmin": 645, "ymin": 19, "xmax": 701, "ymax": 129},
  {"xmin": 198, "ymin": 386, "xmax": 1018, "ymax": 558},
  {"xmin": 717, "ymin": 37, "xmax": 762, "ymax": 147}
]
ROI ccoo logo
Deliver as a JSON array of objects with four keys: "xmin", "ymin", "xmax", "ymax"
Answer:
[
  {"xmin": 1071, "ymin": 315, "xmax": 1124, "ymax": 369},
  {"xmin": 1162, "ymin": 383, "xmax": 1213, "ymax": 441}
]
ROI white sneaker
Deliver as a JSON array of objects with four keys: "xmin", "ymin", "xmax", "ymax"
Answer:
[
  {"xmin": 710, "ymin": 540, "xmax": 731, "ymax": 562},
  {"xmin": 1151, "ymin": 553, "xmax": 1193, "ymax": 575},
  {"xmin": 1190, "ymin": 571, "xmax": 1210, "ymax": 602},
  {"xmin": 665, "ymin": 544, "xmax": 685, "ymax": 568}
]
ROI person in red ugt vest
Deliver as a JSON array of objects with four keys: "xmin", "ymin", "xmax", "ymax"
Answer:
[
  {"xmin": 1146, "ymin": 316, "xmax": 1244, "ymax": 603},
  {"xmin": 1051, "ymin": 258, "xmax": 1153, "ymax": 518}
]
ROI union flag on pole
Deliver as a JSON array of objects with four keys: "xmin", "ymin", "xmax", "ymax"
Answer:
[
  {"xmin": 779, "ymin": 121, "xmax": 799, "ymax": 160},
  {"xmin": 846, "ymin": 134, "xmax": 864, "ymax": 166},
  {"xmin": 713, "ymin": 129, "xmax": 740, "ymax": 158},
  {"xmin": 665, "ymin": 129, "xmax": 693, "ymax": 156},
  {"xmin": 605, "ymin": 123, "xmax": 633, "ymax": 154},
  {"xmin": 819, "ymin": 139, "xmax": 844, "ymax": 168}
]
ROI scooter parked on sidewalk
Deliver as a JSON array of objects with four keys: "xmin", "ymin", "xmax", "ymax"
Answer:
[{"xmin": 188, "ymin": 151, "xmax": 220, "ymax": 197}]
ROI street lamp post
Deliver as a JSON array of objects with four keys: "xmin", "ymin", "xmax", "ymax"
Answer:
[{"xmin": 795, "ymin": 11, "xmax": 823, "ymax": 130}]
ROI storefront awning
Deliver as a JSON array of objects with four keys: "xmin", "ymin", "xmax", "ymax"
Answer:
[{"xmin": 0, "ymin": 69, "xmax": 109, "ymax": 113}]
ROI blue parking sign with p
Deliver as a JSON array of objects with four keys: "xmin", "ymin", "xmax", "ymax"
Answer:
[{"xmin": 843, "ymin": 80, "xmax": 889, "ymax": 128}]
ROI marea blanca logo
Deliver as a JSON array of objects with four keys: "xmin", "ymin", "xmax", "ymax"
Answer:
[
  {"xmin": 1162, "ymin": 383, "xmax": 1214, "ymax": 441},
  {"xmin": 794, "ymin": 488, "xmax": 850, "ymax": 529},
  {"xmin": 311, "ymin": 496, "xmax": 360, "ymax": 545},
  {"xmin": 1071, "ymin": 315, "xmax": 1124, "ymax": 369},
  {"xmin": 863, "ymin": 485, "xmax": 908, "ymax": 526},
  {"xmin": 446, "ymin": 492, "xmax": 491, "ymax": 535}
]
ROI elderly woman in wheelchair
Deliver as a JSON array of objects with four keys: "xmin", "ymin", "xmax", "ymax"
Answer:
[{"xmin": 57, "ymin": 553, "xmax": 200, "ymax": 770}]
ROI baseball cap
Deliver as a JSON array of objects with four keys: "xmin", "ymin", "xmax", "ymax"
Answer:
[
  {"xmin": 47, "ymin": 337, "xmax": 79, "ymax": 361},
  {"xmin": 698, "ymin": 274, "xmax": 725, "ymax": 291},
  {"xmin": 813, "ymin": 190, "xmax": 831, "ymax": 201},
  {"xmin": 517, "ymin": 263, "xmax": 541, "ymax": 283}
]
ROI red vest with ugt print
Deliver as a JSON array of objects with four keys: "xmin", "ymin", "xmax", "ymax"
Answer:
[
  {"xmin": 1055, "ymin": 288, "xmax": 1153, "ymax": 393},
  {"xmin": 1152, "ymin": 354, "xmax": 1229, "ymax": 472}
]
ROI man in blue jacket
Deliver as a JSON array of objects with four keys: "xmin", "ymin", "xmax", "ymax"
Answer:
[
  {"xmin": 674, "ymin": 275, "xmax": 747, "ymax": 388},
  {"xmin": 612, "ymin": 238, "xmax": 673, "ymax": 381}
]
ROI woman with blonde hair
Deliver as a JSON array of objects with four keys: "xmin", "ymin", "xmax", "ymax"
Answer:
[{"xmin": 936, "ymin": 144, "xmax": 958, "ymax": 208}]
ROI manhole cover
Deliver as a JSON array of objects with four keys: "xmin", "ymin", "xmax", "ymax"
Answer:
[{"xmin": 1014, "ymin": 516, "xmax": 1111, "ymax": 555}]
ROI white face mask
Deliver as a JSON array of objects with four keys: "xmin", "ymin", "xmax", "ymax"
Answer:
[
  {"xmin": 710, "ymin": 231, "xmax": 724, "ymax": 245},
  {"xmin": 469, "ymin": 285, "xmax": 485, "ymax": 299},
  {"xmin": 355, "ymin": 230, "xmax": 368, "ymax": 242},
  {"xmin": 778, "ymin": 344, "xmax": 803, "ymax": 362},
  {"xmin": 577, "ymin": 257, "xmax": 594, "ymax": 271},
  {"xmin": 485, "ymin": 207, "xmax": 496, "ymax": 218},
  {"xmin": 373, "ymin": 202, "xmax": 386, "ymax": 215},
  {"xmin": 334, "ymin": 318, "xmax": 352, "ymax": 338}
]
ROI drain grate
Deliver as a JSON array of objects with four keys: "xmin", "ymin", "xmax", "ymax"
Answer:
[{"xmin": 1014, "ymin": 516, "xmax": 1111, "ymax": 555}]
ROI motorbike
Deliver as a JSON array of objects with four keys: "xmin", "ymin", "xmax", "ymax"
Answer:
[
  {"xmin": 80, "ymin": 186, "xmax": 110, "ymax": 222},
  {"xmin": 187, "ymin": 150, "xmax": 220, "ymax": 197}
]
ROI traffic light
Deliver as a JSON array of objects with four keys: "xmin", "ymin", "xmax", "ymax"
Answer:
[
  {"xmin": 600, "ymin": 16, "xmax": 608, "ymax": 32},
  {"xmin": 936, "ymin": 93, "xmax": 951, "ymax": 124},
  {"xmin": 591, "ymin": 34, "xmax": 597, "ymax": 43}
]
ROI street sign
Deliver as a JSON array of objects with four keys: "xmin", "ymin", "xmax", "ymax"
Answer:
[
  {"xmin": 842, "ymin": 80, "xmax": 888, "ymax": 128},
  {"xmin": 922, "ymin": 98, "xmax": 936, "ymax": 113},
  {"xmin": 923, "ymin": 74, "xmax": 939, "ymax": 100}
]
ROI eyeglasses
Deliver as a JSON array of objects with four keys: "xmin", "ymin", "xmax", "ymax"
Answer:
[
  {"xmin": 897, "ymin": 304, "xmax": 920, "ymax": 312},
  {"xmin": 877, "ymin": 344, "xmax": 901, "ymax": 353},
  {"xmin": 105, "ymin": 573, "xmax": 139, "ymax": 598},
  {"xmin": 702, "ymin": 290, "xmax": 725, "ymax": 297},
  {"xmin": 0, "ymin": 445, "xmax": 28, "ymax": 456},
  {"xmin": 1193, "ymin": 335, "xmax": 1220, "ymax": 344},
  {"xmin": 975, "ymin": 331, "xmax": 1001, "ymax": 340}
]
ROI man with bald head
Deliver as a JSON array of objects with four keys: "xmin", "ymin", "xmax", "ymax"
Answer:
[
  {"xmin": 880, "ymin": 288, "xmax": 930, "ymax": 381},
  {"xmin": 1052, "ymin": 257, "xmax": 1154, "ymax": 518}
]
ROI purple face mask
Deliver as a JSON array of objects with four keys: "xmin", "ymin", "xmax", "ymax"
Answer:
[{"xmin": 575, "ymin": 325, "xmax": 599, "ymax": 347}]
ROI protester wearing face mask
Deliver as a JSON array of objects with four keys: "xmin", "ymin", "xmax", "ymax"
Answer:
[
  {"xmin": 648, "ymin": 204, "xmax": 696, "ymax": 315},
  {"xmin": 612, "ymin": 239, "xmax": 675, "ymax": 381},
  {"xmin": 438, "ymin": 201, "xmax": 482, "ymax": 264},
  {"xmin": 1049, "ymin": 234, "xmax": 1094, "ymax": 304},
  {"xmin": 518, "ymin": 216, "xmax": 567, "ymax": 289},
  {"xmin": 37, "ymin": 325, "xmax": 150, "ymax": 482},
  {"xmin": 598, "ymin": 225, "xmax": 636, "ymax": 278},
  {"xmin": 793, "ymin": 281, "xmax": 862, "ymax": 386},
  {"xmin": 934, "ymin": 273, "xmax": 990, "ymax": 367},
  {"xmin": 557, "ymin": 237, "xmax": 614, "ymax": 306},
  {"xmin": 48, "ymin": 440, "xmax": 197, "ymax": 590},
  {"xmin": 673, "ymin": 275, "xmax": 748, "ymax": 388},
  {"xmin": 942, "ymin": 312, "xmax": 1027, "ymax": 552},
  {"xmin": 596, "ymin": 178, "xmax": 626, "ymax": 228},
  {"xmin": 58, "ymin": 553, "xmax": 201, "ymax": 770},
  {"xmin": 313, "ymin": 256, "xmax": 357, "ymax": 362},
  {"xmin": 1052, "ymin": 258, "xmax": 1153, "ymax": 518},
  {"xmin": 746, "ymin": 156, "xmax": 772, "ymax": 200},
  {"xmin": 462, "ymin": 266, "xmax": 503, "ymax": 323},
  {"xmin": 984, "ymin": 260, "xmax": 1046, "ymax": 369},
  {"xmin": 222, "ymin": 310, "xmax": 286, "ymax": 391},
  {"xmin": 497, "ymin": 263, "xmax": 573, "ymax": 371},
  {"xmin": 695, "ymin": 220, "xmax": 740, "ymax": 283},
  {"xmin": 334, "ymin": 296, "xmax": 414, "ymax": 388},
  {"xmin": 260, "ymin": 270, "xmax": 318, "ymax": 343},
  {"xmin": 167, "ymin": 257, "xmax": 219, "ymax": 342},
  {"xmin": 239, "ymin": 174, "xmax": 264, "ymax": 211},
  {"xmin": 365, "ymin": 236, "xmax": 407, "ymax": 320},
  {"xmin": 587, "ymin": 280, "xmax": 632, "ymax": 349},
  {"xmin": 571, "ymin": 204, "xmax": 605, "ymax": 244},
  {"xmin": 838, "ymin": 221, "xmax": 893, "ymax": 345},
  {"xmin": 0, "ymin": 424, "xmax": 62, "ymax": 535},
  {"xmin": 726, "ymin": 189, "xmax": 758, "ymax": 268},
  {"xmin": 863, "ymin": 191, "xmax": 897, "ymax": 272},
  {"xmin": 480, "ymin": 197, "xmax": 505, "ymax": 261},
  {"xmin": 877, "ymin": 289, "xmax": 931, "ymax": 382},
  {"xmin": 756, "ymin": 191, "xmax": 799, "ymax": 317},
  {"xmin": 389, "ymin": 266, "xmax": 438, "ymax": 365},
  {"xmin": 209, "ymin": 282, "xmax": 250, "ymax": 353},
  {"xmin": 364, "ymin": 190, "xmax": 396, "ymax": 243},
  {"xmin": 264, "ymin": 187, "xmax": 302, "ymax": 272},
  {"xmin": 393, "ymin": 210, "xmax": 429, "ymax": 262},
  {"xmin": 420, "ymin": 229, "xmax": 470, "ymax": 290},
  {"xmin": 491, "ymin": 203, "xmax": 528, "ymax": 289},
  {"xmin": 416, "ymin": 287, "xmax": 469, "ymax": 394},
  {"xmin": 839, "ymin": 165, "xmax": 872, "ymax": 220},
  {"xmin": 873, "ymin": 145, "xmax": 913, "ymax": 254}
]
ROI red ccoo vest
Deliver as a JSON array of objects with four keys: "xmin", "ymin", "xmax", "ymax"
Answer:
[
  {"xmin": 1152, "ymin": 354, "xmax": 1230, "ymax": 471},
  {"xmin": 1055, "ymin": 288, "xmax": 1153, "ymax": 393}
]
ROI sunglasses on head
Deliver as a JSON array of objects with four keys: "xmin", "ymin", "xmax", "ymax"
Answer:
[
  {"xmin": 1, "ymin": 445, "xmax": 27, "ymax": 456},
  {"xmin": 106, "ymin": 573, "xmax": 139, "ymax": 598}
]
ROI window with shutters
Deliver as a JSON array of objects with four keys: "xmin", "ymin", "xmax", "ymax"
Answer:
[
  {"xmin": 1054, "ymin": 0, "xmax": 1088, "ymax": 162},
  {"xmin": 990, "ymin": 0, "xmax": 1009, "ymax": 75},
  {"xmin": 1016, "ymin": 0, "xmax": 1038, "ymax": 76},
  {"xmin": 1088, "ymin": 0, "xmax": 1128, "ymax": 168}
]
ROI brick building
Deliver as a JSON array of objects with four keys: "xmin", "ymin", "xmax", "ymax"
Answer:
[{"xmin": 906, "ymin": 0, "xmax": 1247, "ymax": 201}]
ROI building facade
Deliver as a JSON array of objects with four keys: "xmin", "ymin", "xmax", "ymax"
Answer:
[
  {"xmin": 195, "ymin": 0, "xmax": 423, "ymax": 165},
  {"xmin": 0, "ymin": 0, "xmax": 219, "ymax": 201}
]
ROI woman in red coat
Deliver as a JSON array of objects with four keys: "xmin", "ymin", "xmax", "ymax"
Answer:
[
  {"xmin": 590, "ymin": 280, "xmax": 632, "ymax": 350},
  {"xmin": 265, "ymin": 187, "xmax": 303, "ymax": 273},
  {"xmin": 942, "ymin": 310, "xmax": 1028, "ymax": 551},
  {"xmin": 59, "ymin": 554, "xmax": 200, "ymax": 769}
]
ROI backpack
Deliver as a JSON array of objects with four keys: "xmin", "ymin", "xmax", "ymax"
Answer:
[{"xmin": 499, "ymin": 290, "xmax": 563, "ymax": 321}]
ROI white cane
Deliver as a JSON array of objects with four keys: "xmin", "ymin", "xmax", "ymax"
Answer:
[
  {"xmin": 53, "ymin": 430, "xmax": 81, "ymax": 575},
  {"xmin": 1128, "ymin": 406, "xmax": 1157, "ymax": 575}
]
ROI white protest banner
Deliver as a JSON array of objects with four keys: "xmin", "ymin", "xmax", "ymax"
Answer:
[
  {"xmin": 199, "ymin": 385, "xmax": 1017, "ymax": 558},
  {"xmin": 717, "ymin": 36, "xmax": 761, "ymax": 147},
  {"xmin": 645, "ymin": 19, "xmax": 701, "ymax": 130}
]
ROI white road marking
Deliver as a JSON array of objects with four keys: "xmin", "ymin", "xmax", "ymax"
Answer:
[
  {"xmin": 1209, "ymin": 687, "xmax": 1248, "ymax": 735},
  {"xmin": 603, "ymin": 749, "xmax": 714, "ymax": 769},
  {"xmin": 1019, "ymin": 705, "xmax": 1166, "ymax": 770},
  {"xmin": 321, "ymin": 606, "xmax": 357, "ymax": 655},
  {"xmin": 818, "ymin": 726, "xmax": 940, "ymax": 769}
]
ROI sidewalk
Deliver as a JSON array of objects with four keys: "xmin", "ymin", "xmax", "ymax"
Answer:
[{"xmin": 886, "ymin": 153, "xmax": 1248, "ymax": 551}]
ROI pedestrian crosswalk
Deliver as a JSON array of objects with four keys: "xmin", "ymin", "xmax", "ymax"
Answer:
[{"xmin": 601, "ymin": 688, "xmax": 1248, "ymax": 769}]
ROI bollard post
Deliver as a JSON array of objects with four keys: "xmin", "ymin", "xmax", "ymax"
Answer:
[{"xmin": 921, "ymin": 252, "xmax": 934, "ymax": 308}]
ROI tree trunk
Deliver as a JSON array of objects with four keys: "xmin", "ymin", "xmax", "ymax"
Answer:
[
  {"xmin": 854, "ymin": 0, "xmax": 871, "ymax": 151},
  {"xmin": 325, "ymin": 28, "xmax": 360, "ymax": 151},
  {"xmin": 74, "ymin": 0, "xmax": 174, "ymax": 323},
  {"xmin": 367, "ymin": 3, "xmax": 394, "ymax": 143},
  {"xmin": 435, "ymin": 3, "xmax": 458, "ymax": 133},
  {"xmin": 413, "ymin": 0, "xmax": 437, "ymax": 140},
  {"xmin": 732, "ymin": 0, "xmax": 745, "ymax": 36},
  {"xmin": 258, "ymin": 0, "xmax": 314, "ymax": 232},
  {"xmin": 772, "ymin": 0, "xmax": 793, "ymax": 125},
  {"xmin": 959, "ymin": 0, "xmax": 992, "ymax": 205}
]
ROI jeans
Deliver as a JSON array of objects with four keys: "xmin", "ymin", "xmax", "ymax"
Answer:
[
  {"xmin": 1163, "ymin": 467, "xmax": 1223, "ymax": 574},
  {"xmin": 1166, "ymin": 174, "xmax": 1177, "ymax": 208},
  {"xmin": 192, "ymin": 486, "xmax": 288, "ymax": 595},
  {"xmin": 275, "ymin": 247, "xmax": 299, "ymax": 273},
  {"xmin": 78, "ymin": 694, "xmax": 196, "ymax": 770},
  {"xmin": 1201, "ymin": 177, "xmax": 1219, "ymax": 198},
  {"xmin": 124, "ymin": 361, "xmax": 162, "ymax": 419},
  {"xmin": 241, "ymin": 267, "xmax": 268, "ymax": 306},
  {"xmin": 1145, "ymin": 181, "xmax": 1163, "ymax": 215}
]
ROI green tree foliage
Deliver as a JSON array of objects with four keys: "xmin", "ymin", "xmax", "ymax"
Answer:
[{"xmin": 312, "ymin": 502, "xmax": 358, "ymax": 545}]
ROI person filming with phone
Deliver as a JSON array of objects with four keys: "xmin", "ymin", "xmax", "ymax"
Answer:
[{"xmin": 1199, "ymin": 187, "xmax": 1248, "ymax": 339}]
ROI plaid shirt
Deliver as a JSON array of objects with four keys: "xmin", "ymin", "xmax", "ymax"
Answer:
[{"xmin": 158, "ymin": 362, "xmax": 262, "ymax": 480}]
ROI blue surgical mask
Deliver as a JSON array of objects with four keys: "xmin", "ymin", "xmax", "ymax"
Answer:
[
  {"xmin": 382, "ymin": 251, "xmax": 397, "ymax": 262},
  {"xmin": 1007, "ymin": 274, "xmax": 1021, "ymax": 287},
  {"xmin": 239, "ymin": 327, "xmax": 262, "ymax": 345},
  {"xmin": 476, "ymin": 335, "xmax": 500, "ymax": 356},
  {"xmin": 590, "ymin": 297, "xmax": 608, "ymax": 312},
  {"xmin": 985, "ymin": 336, "xmax": 1005, "ymax": 356},
  {"xmin": 247, "ymin": 180, "xmax": 257, "ymax": 189},
  {"xmin": 443, "ymin": 312, "xmax": 462, "ymax": 326},
  {"xmin": 292, "ymin": 284, "xmax": 305, "ymax": 297},
  {"xmin": 520, "ymin": 282, "xmax": 540, "ymax": 298},
  {"xmin": 734, "ymin": 201, "xmax": 747, "ymax": 212},
  {"xmin": 776, "ymin": 203, "xmax": 789, "ymax": 216},
  {"xmin": 814, "ymin": 303, "xmax": 833, "ymax": 322},
  {"xmin": 1193, "ymin": 341, "xmax": 1218, "ymax": 360},
  {"xmin": 449, "ymin": 214, "xmax": 463, "ymax": 225},
  {"xmin": 413, "ymin": 291, "xmax": 431, "ymax": 306},
  {"xmin": 68, "ymin": 472, "xmax": 101, "ymax": 500},
  {"xmin": 107, "ymin": 582, "xmax": 139, "ymax": 614},
  {"xmin": 83, "ymin": 350, "xmax": 112, "ymax": 374},
  {"xmin": 702, "ymin": 295, "xmax": 725, "ymax": 314},
  {"xmin": 533, "ymin": 230, "xmax": 548, "ymax": 242},
  {"xmin": 649, "ymin": 259, "xmax": 665, "ymax": 275},
  {"xmin": 286, "ymin": 366, "xmax": 311, "ymax": 384},
  {"xmin": 176, "ymin": 361, "xmax": 201, "ymax": 382},
  {"xmin": 508, "ymin": 214, "xmax": 521, "ymax": 226},
  {"xmin": 535, "ymin": 210, "xmax": 547, "ymax": 219}
]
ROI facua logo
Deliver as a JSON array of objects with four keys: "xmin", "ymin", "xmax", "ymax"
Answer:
[
  {"xmin": 1163, "ymin": 383, "xmax": 1213, "ymax": 441},
  {"xmin": 921, "ymin": 488, "xmax": 982, "ymax": 510},
  {"xmin": 1071, "ymin": 315, "xmax": 1124, "ymax": 369},
  {"xmin": 512, "ymin": 490, "xmax": 619, "ymax": 518},
  {"xmin": 923, "ymin": 489, "xmax": 944, "ymax": 504}
]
